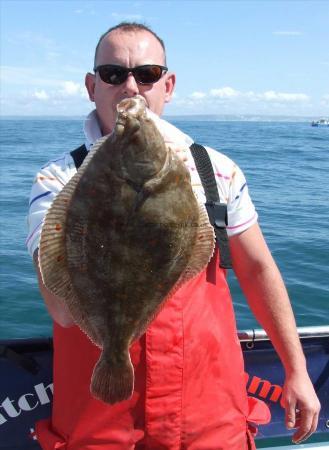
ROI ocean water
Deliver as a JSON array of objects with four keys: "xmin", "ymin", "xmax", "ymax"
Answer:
[{"xmin": 0, "ymin": 118, "xmax": 328, "ymax": 339}]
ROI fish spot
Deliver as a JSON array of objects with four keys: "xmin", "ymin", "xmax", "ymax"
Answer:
[
  {"xmin": 57, "ymin": 254, "xmax": 64, "ymax": 262},
  {"xmin": 55, "ymin": 224, "xmax": 62, "ymax": 231}
]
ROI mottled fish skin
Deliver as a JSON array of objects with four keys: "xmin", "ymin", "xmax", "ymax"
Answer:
[{"xmin": 39, "ymin": 96, "xmax": 215, "ymax": 404}]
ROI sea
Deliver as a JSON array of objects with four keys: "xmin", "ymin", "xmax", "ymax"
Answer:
[{"xmin": 0, "ymin": 117, "xmax": 328, "ymax": 340}]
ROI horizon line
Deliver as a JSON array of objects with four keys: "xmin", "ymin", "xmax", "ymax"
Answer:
[{"xmin": 0, "ymin": 113, "xmax": 324, "ymax": 119}]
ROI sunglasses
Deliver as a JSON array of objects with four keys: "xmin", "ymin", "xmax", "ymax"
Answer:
[{"xmin": 94, "ymin": 64, "xmax": 168, "ymax": 85}]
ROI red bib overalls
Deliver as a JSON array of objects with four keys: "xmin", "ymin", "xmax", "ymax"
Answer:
[{"xmin": 36, "ymin": 250, "xmax": 270, "ymax": 449}]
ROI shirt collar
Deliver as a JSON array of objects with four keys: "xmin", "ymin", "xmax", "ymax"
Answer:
[{"xmin": 83, "ymin": 109, "xmax": 102, "ymax": 150}]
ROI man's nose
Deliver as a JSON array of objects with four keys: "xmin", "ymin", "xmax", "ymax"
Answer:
[{"xmin": 122, "ymin": 73, "xmax": 139, "ymax": 96}]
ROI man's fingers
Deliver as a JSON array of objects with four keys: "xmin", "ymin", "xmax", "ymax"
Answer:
[
  {"xmin": 285, "ymin": 400, "xmax": 296, "ymax": 429},
  {"xmin": 282, "ymin": 374, "xmax": 321, "ymax": 444},
  {"xmin": 292, "ymin": 407, "xmax": 319, "ymax": 444}
]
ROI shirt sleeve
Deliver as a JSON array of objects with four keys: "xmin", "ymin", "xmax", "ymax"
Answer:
[
  {"xmin": 226, "ymin": 163, "xmax": 258, "ymax": 236},
  {"xmin": 26, "ymin": 154, "xmax": 76, "ymax": 258},
  {"xmin": 205, "ymin": 147, "xmax": 258, "ymax": 237}
]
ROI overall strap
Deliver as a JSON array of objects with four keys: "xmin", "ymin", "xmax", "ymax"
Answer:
[
  {"xmin": 70, "ymin": 144, "xmax": 88, "ymax": 169},
  {"xmin": 189, "ymin": 143, "xmax": 232, "ymax": 269}
]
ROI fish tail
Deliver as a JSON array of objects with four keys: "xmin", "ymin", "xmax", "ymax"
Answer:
[{"xmin": 91, "ymin": 350, "xmax": 134, "ymax": 404}]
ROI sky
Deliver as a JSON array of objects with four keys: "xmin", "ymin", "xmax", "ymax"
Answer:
[{"xmin": 1, "ymin": 0, "xmax": 329, "ymax": 117}]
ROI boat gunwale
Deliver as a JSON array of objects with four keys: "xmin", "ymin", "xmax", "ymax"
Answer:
[
  {"xmin": 1, "ymin": 326, "xmax": 328, "ymax": 346},
  {"xmin": 238, "ymin": 325, "xmax": 329, "ymax": 342}
]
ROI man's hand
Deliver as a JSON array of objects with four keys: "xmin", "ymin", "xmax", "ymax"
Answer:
[{"xmin": 281, "ymin": 371, "xmax": 321, "ymax": 443}]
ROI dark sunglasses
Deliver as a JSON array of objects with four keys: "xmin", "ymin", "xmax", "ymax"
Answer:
[{"xmin": 94, "ymin": 64, "xmax": 168, "ymax": 85}]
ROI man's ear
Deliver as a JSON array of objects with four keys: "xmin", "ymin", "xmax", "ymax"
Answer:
[
  {"xmin": 164, "ymin": 72, "xmax": 176, "ymax": 103},
  {"xmin": 85, "ymin": 72, "xmax": 96, "ymax": 102}
]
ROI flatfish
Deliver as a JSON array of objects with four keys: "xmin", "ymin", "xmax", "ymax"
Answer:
[{"xmin": 39, "ymin": 95, "xmax": 215, "ymax": 404}]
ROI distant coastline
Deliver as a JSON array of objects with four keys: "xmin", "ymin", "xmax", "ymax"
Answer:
[{"xmin": 0, "ymin": 114, "xmax": 320, "ymax": 123}]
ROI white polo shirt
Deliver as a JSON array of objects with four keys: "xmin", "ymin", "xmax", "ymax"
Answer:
[{"xmin": 26, "ymin": 110, "xmax": 257, "ymax": 257}]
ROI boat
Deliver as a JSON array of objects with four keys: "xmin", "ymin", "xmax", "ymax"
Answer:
[
  {"xmin": 311, "ymin": 119, "xmax": 329, "ymax": 127},
  {"xmin": 1, "ymin": 326, "xmax": 328, "ymax": 449}
]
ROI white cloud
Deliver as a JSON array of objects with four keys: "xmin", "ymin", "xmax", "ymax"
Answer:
[
  {"xmin": 261, "ymin": 91, "xmax": 309, "ymax": 102},
  {"xmin": 55, "ymin": 81, "xmax": 88, "ymax": 99},
  {"xmin": 244, "ymin": 91, "xmax": 257, "ymax": 100},
  {"xmin": 207, "ymin": 87, "xmax": 309, "ymax": 103},
  {"xmin": 170, "ymin": 86, "xmax": 313, "ymax": 116},
  {"xmin": 272, "ymin": 31, "xmax": 302, "ymax": 36},
  {"xmin": 61, "ymin": 81, "xmax": 81, "ymax": 96},
  {"xmin": 34, "ymin": 90, "xmax": 49, "ymax": 101},
  {"xmin": 59, "ymin": 81, "xmax": 88, "ymax": 99},
  {"xmin": 20, "ymin": 81, "xmax": 88, "ymax": 106},
  {"xmin": 190, "ymin": 91, "xmax": 206, "ymax": 99},
  {"xmin": 210, "ymin": 87, "xmax": 240, "ymax": 98},
  {"xmin": 1, "ymin": 66, "xmax": 88, "ymax": 101}
]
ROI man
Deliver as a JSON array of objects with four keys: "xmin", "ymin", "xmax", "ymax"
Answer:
[{"xmin": 27, "ymin": 23, "xmax": 320, "ymax": 449}]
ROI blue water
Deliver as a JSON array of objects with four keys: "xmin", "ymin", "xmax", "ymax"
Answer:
[{"xmin": 0, "ymin": 118, "xmax": 328, "ymax": 339}]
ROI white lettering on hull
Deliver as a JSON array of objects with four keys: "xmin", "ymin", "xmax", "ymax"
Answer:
[{"xmin": 0, "ymin": 382, "xmax": 53, "ymax": 425}]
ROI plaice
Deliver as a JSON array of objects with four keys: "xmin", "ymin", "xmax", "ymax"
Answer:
[{"xmin": 39, "ymin": 95, "xmax": 215, "ymax": 404}]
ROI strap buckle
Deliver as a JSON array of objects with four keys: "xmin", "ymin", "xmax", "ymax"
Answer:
[{"xmin": 205, "ymin": 201, "xmax": 228, "ymax": 229}]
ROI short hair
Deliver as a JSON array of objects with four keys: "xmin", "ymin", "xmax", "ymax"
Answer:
[{"xmin": 94, "ymin": 22, "xmax": 166, "ymax": 69}]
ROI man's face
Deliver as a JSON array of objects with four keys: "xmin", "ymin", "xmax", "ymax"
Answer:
[{"xmin": 85, "ymin": 30, "xmax": 176, "ymax": 135}]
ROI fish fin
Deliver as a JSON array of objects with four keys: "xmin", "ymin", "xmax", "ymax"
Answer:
[
  {"xmin": 76, "ymin": 134, "xmax": 109, "ymax": 171},
  {"xmin": 175, "ymin": 200, "xmax": 215, "ymax": 285},
  {"xmin": 38, "ymin": 182, "xmax": 77, "ymax": 300},
  {"xmin": 91, "ymin": 349, "xmax": 134, "ymax": 404},
  {"xmin": 132, "ymin": 201, "xmax": 215, "ymax": 342},
  {"xmin": 39, "ymin": 136, "xmax": 109, "ymax": 346},
  {"xmin": 39, "ymin": 135, "xmax": 108, "ymax": 296}
]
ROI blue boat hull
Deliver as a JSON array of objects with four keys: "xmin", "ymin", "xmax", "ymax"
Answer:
[{"xmin": 1, "ymin": 331, "xmax": 328, "ymax": 449}]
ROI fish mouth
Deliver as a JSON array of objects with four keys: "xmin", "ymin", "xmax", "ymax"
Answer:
[
  {"xmin": 115, "ymin": 96, "xmax": 146, "ymax": 136},
  {"xmin": 116, "ymin": 95, "xmax": 148, "ymax": 116}
]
